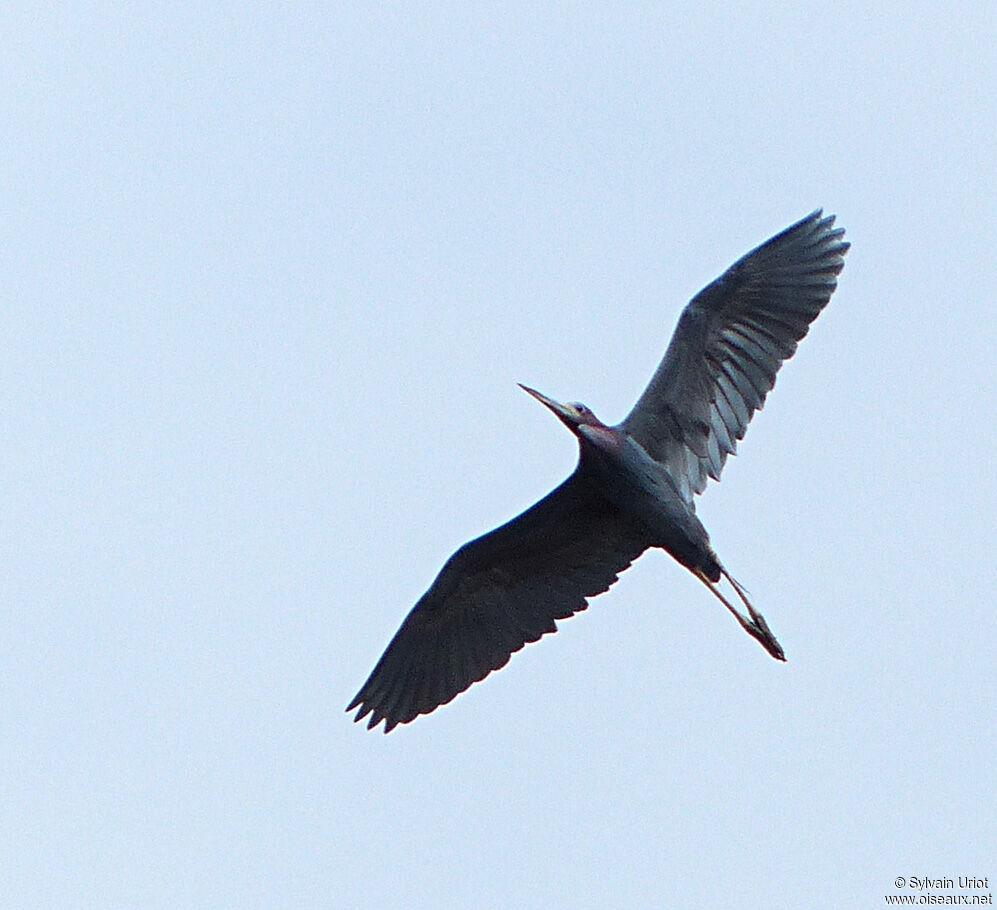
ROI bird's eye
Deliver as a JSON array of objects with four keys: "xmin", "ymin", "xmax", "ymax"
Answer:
[{"xmin": 574, "ymin": 403, "xmax": 588, "ymax": 414}]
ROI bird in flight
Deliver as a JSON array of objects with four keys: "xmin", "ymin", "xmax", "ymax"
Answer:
[{"xmin": 349, "ymin": 210, "xmax": 848, "ymax": 732}]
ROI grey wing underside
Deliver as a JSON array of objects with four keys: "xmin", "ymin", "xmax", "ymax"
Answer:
[
  {"xmin": 623, "ymin": 210, "xmax": 849, "ymax": 502},
  {"xmin": 347, "ymin": 469, "xmax": 650, "ymax": 733}
]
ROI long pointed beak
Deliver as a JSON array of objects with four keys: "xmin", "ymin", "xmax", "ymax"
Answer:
[{"xmin": 518, "ymin": 383, "xmax": 574, "ymax": 421}]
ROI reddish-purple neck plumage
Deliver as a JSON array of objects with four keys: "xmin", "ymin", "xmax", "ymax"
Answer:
[{"xmin": 576, "ymin": 421, "xmax": 621, "ymax": 450}]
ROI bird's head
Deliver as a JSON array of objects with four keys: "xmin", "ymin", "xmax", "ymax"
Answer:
[{"xmin": 518, "ymin": 384, "xmax": 608, "ymax": 437}]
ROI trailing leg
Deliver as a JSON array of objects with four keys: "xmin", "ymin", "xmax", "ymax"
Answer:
[{"xmin": 692, "ymin": 567, "xmax": 786, "ymax": 661}]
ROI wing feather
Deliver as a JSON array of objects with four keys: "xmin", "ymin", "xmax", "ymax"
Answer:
[
  {"xmin": 623, "ymin": 210, "xmax": 848, "ymax": 498},
  {"xmin": 348, "ymin": 469, "xmax": 649, "ymax": 732}
]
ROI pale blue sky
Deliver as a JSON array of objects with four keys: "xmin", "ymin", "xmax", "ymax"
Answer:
[{"xmin": 2, "ymin": 3, "xmax": 994, "ymax": 907}]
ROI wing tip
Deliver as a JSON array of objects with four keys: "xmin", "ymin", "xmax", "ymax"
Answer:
[
  {"xmin": 789, "ymin": 206, "xmax": 844, "ymax": 234},
  {"xmin": 809, "ymin": 209, "xmax": 849, "ymax": 247}
]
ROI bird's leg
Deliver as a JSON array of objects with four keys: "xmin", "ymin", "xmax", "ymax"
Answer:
[
  {"xmin": 719, "ymin": 569, "xmax": 785, "ymax": 661},
  {"xmin": 691, "ymin": 568, "xmax": 758, "ymax": 641},
  {"xmin": 693, "ymin": 568, "xmax": 786, "ymax": 662},
  {"xmin": 720, "ymin": 568, "xmax": 782, "ymax": 649}
]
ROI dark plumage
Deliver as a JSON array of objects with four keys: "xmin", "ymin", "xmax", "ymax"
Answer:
[{"xmin": 349, "ymin": 210, "xmax": 848, "ymax": 732}]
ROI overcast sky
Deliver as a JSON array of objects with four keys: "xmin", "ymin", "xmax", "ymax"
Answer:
[{"xmin": 3, "ymin": 3, "xmax": 995, "ymax": 908}]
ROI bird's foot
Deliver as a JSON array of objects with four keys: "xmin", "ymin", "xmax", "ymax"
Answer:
[{"xmin": 743, "ymin": 609, "xmax": 786, "ymax": 662}]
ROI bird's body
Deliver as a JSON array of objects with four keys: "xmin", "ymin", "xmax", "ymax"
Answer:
[
  {"xmin": 574, "ymin": 419, "xmax": 717, "ymax": 578},
  {"xmin": 350, "ymin": 210, "xmax": 849, "ymax": 732}
]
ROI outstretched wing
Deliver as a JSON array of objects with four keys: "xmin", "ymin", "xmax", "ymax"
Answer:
[
  {"xmin": 348, "ymin": 469, "xmax": 649, "ymax": 733},
  {"xmin": 623, "ymin": 210, "xmax": 849, "ymax": 502}
]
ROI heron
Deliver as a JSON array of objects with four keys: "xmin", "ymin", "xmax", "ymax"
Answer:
[{"xmin": 349, "ymin": 209, "xmax": 848, "ymax": 732}]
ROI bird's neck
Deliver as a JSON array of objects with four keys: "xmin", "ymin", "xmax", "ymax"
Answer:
[{"xmin": 576, "ymin": 422, "xmax": 621, "ymax": 451}]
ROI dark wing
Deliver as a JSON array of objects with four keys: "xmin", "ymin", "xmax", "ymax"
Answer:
[
  {"xmin": 347, "ymin": 469, "xmax": 649, "ymax": 733},
  {"xmin": 623, "ymin": 210, "xmax": 848, "ymax": 502}
]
